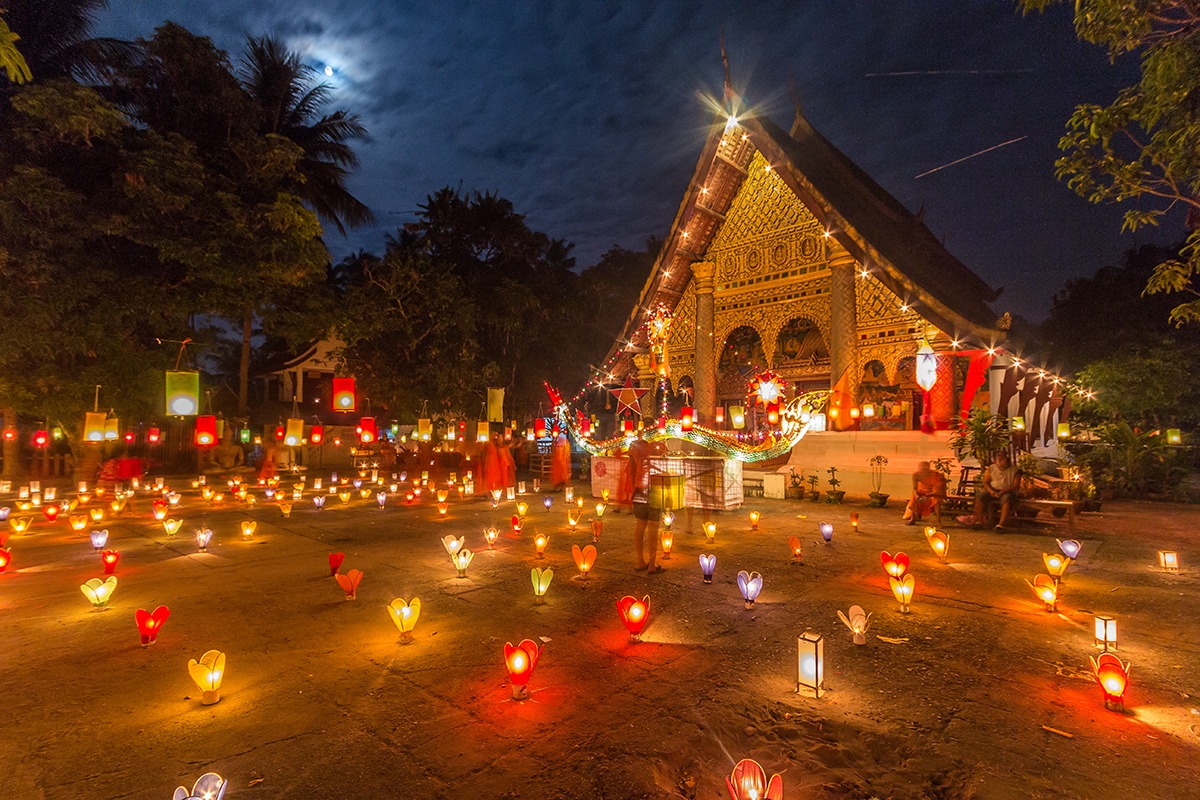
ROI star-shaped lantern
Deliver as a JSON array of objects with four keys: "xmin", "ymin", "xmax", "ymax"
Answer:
[
  {"xmin": 609, "ymin": 377, "xmax": 648, "ymax": 417},
  {"xmin": 748, "ymin": 370, "xmax": 786, "ymax": 407}
]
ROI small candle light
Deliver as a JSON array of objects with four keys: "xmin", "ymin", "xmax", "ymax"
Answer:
[
  {"xmin": 80, "ymin": 576, "xmax": 117, "ymax": 609},
  {"xmin": 661, "ymin": 530, "xmax": 673, "ymax": 558},
  {"xmin": 504, "ymin": 639, "xmax": 541, "ymax": 699},
  {"xmin": 797, "ymin": 630, "xmax": 824, "ymax": 698},
  {"xmin": 1027, "ymin": 574, "xmax": 1058, "ymax": 611},
  {"xmin": 484, "ymin": 527, "xmax": 499, "ymax": 549},
  {"xmin": 737, "ymin": 570, "xmax": 763, "ymax": 609},
  {"xmin": 890, "ymin": 574, "xmax": 915, "ymax": 612},
  {"xmin": 195, "ymin": 528, "xmax": 213, "ymax": 552},
  {"xmin": 534, "ymin": 532, "xmax": 549, "ymax": 558},
  {"xmin": 699, "ymin": 553, "xmax": 716, "ymax": 584},
  {"xmin": 335, "ymin": 568, "xmax": 363, "ymax": 599},
  {"xmin": 838, "ymin": 605, "xmax": 872, "ymax": 645},
  {"xmin": 134, "ymin": 605, "xmax": 170, "ymax": 646},
  {"xmin": 387, "ymin": 597, "xmax": 421, "ymax": 644},
  {"xmin": 1090, "ymin": 652, "xmax": 1130, "ymax": 711},
  {"xmin": 187, "ymin": 649, "xmax": 226, "ymax": 705},
  {"xmin": 1094, "ymin": 614, "xmax": 1118, "ymax": 651},
  {"xmin": 1159, "ymin": 550, "xmax": 1179, "ymax": 572},
  {"xmin": 788, "ymin": 535, "xmax": 803, "ymax": 563},
  {"xmin": 617, "ymin": 594, "xmax": 650, "ymax": 642},
  {"xmin": 704, "ymin": 521, "xmax": 716, "ymax": 543},
  {"xmin": 531, "ymin": 566, "xmax": 553, "ymax": 603},
  {"xmin": 749, "ymin": 510, "xmax": 760, "ymax": 530},
  {"xmin": 90, "ymin": 529, "xmax": 108, "ymax": 551},
  {"xmin": 518, "ymin": 481, "xmax": 526, "ymax": 494}
]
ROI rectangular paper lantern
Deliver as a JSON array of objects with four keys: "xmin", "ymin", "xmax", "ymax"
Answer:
[
  {"xmin": 417, "ymin": 418, "xmax": 431, "ymax": 441},
  {"xmin": 310, "ymin": 425, "xmax": 324, "ymax": 444},
  {"xmin": 730, "ymin": 405, "xmax": 746, "ymax": 430},
  {"xmin": 680, "ymin": 406, "xmax": 694, "ymax": 431},
  {"xmin": 648, "ymin": 474, "xmax": 685, "ymax": 511},
  {"xmin": 195, "ymin": 415, "xmax": 217, "ymax": 446},
  {"xmin": 284, "ymin": 418, "xmax": 304, "ymax": 446},
  {"xmin": 358, "ymin": 417, "xmax": 377, "ymax": 444},
  {"xmin": 797, "ymin": 630, "xmax": 824, "ymax": 698},
  {"xmin": 476, "ymin": 421, "xmax": 489, "ymax": 443},
  {"xmin": 84, "ymin": 412, "xmax": 106, "ymax": 443},
  {"xmin": 103, "ymin": 417, "xmax": 119, "ymax": 441},
  {"xmin": 165, "ymin": 370, "xmax": 200, "ymax": 416},
  {"xmin": 332, "ymin": 377, "xmax": 356, "ymax": 412}
]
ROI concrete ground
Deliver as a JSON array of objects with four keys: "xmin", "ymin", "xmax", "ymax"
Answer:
[{"xmin": 3, "ymin": 480, "xmax": 1199, "ymax": 799}]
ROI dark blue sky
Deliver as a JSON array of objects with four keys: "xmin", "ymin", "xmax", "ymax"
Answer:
[{"xmin": 98, "ymin": 1, "xmax": 1163, "ymax": 320}]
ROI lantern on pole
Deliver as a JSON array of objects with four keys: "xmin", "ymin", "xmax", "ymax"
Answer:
[
  {"xmin": 680, "ymin": 406, "xmax": 694, "ymax": 431},
  {"xmin": 84, "ymin": 412, "xmax": 106, "ymax": 443},
  {"xmin": 358, "ymin": 417, "xmax": 377, "ymax": 444},
  {"xmin": 332, "ymin": 377, "xmax": 356, "ymax": 412},
  {"xmin": 310, "ymin": 425, "xmax": 324, "ymax": 445},
  {"xmin": 194, "ymin": 415, "xmax": 217, "ymax": 446},
  {"xmin": 165, "ymin": 370, "xmax": 200, "ymax": 416},
  {"xmin": 284, "ymin": 418, "xmax": 304, "ymax": 447}
]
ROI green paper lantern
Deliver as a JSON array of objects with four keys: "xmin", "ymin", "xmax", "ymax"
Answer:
[{"xmin": 165, "ymin": 370, "xmax": 200, "ymax": 416}]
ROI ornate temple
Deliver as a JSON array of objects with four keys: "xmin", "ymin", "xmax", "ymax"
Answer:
[{"xmin": 607, "ymin": 90, "xmax": 1013, "ymax": 440}]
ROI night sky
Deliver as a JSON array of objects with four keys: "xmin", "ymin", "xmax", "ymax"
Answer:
[{"xmin": 98, "ymin": 1, "xmax": 1164, "ymax": 320}]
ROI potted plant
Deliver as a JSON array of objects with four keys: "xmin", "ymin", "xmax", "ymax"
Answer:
[
  {"xmin": 786, "ymin": 468, "xmax": 805, "ymax": 500},
  {"xmin": 867, "ymin": 455, "xmax": 889, "ymax": 507},
  {"xmin": 931, "ymin": 457, "xmax": 955, "ymax": 486},
  {"xmin": 950, "ymin": 409, "xmax": 1010, "ymax": 465},
  {"xmin": 825, "ymin": 466, "xmax": 844, "ymax": 503},
  {"xmin": 806, "ymin": 474, "xmax": 821, "ymax": 502},
  {"xmin": 1017, "ymin": 452, "xmax": 1041, "ymax": 494}
]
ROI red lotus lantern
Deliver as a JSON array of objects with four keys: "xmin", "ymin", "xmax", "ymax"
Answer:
[
  {"xmin": 358, "ymin": 417, "xmax": 377, "ymax": 444},
  {"xmin": 43, "ymin": 504, "xmax": 60, "ymax": 522},
  {"xmin": 504, "ymin": 639, "xmax": 541, "ymax": 699},
  {"xmin": 310, "ymin": 425, "xmax": 324, "ymax": 445},
  {"xmin": 880, "ymin": 551, "xmax": 909, "ymax": 579},
  {"xmin": 680, "ymin": 406, "xmax": 694, "ymax": 431},
  {"xmin": 0, "ymin": 547, "xmax": 11, "ymax": 572},
  {"xmin": 511, "ymin": 515, "xmax": 523, "ymax": 533},
  {"xmin": 1090, "ymin": 652, "xmax": 1130, "ymax": 710},
  {"xmin": 332, "ymin": 377, "xmax": 356, "ymax": 412},
  {"xmin": 726, "ymin": 758, "xmax": 784, "ymax": 800},
  {"xmin": 101, "ymin": 549, "xmax": 120, "ymax": 575},
  {"xmin": 617, "ymin": 595, "xmax": 650, "ymax": 642},
  {"xmin": 135, "ymin": 605, "xmax": 170, "ymax": 646},
  {"xmin": 147, "ymin": 427, "xmax": 161, "ymax": 443},
  {"xmin": 328, "ymin": 552, "xmax": 345, "ymax": 576},
  {"xmin": 194, "ymin": 415, "xmax": 217, "ymax": 446},
  {"xmin": 32, "ymin": 429, "xmax": 48, "ymax": 448}
]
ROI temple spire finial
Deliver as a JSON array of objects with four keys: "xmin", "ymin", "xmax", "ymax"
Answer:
[
  {"xmin": 788, "ymin": 71, "xmax": 811, "ymax": 138},
  {"xmin": 720, "ymin": 28, "xmax": 737, "ymax": 108}
]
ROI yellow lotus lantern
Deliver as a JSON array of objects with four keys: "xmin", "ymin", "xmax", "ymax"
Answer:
[
  {"xmin": 436, "ymin": 488, "xmax": 449, "ymax": 503},
  {"xmin": 453, "ymin": 548, "xmax": 474, "ymax": 577},
  {"xmin": 594, "ymin": 502, "xmax": 605, "ymax": 518},
  {"xmin": 187, "ymin": 649, "xmax": 226, "ymax": 705},
  {"xmin": 566, "ymin": 509, "xmax": 580, "ymax": 532},
  {"xmin": 163, "ymin": 518, "xmax": 183, "ymax": 536},
  {"xmin": 516, "ymin": 501, "xmax": 529, "ymax": 519},
  {"xmin": 704, "ymin": 521, "xmax": 716, "ymax": 543},
  {"xmin": 338, "ymin": 490, "xmax": 351, "ymax": 505},
  {"xmin": 279, "ymin": 502, "xmax": 293, "ymax": 518},
  {"xmin": 531, "ymin": 566, "xmax": 553, "ymax": 602},
  {"xmin": 9, "ymin": 516, "xmax": 31, "ymax": 534},
  {"xmin": 1043, "ymin": 552, "xmax": 1071, "ymax": 580},
  {"xmin": 80, "ymin": 576, "xmax": 117, "ymax": 609},
  {"xmin": 925, "ymin": 528, "xmax": 949, "ymax": 563},
  {"xmin": 571, "ymin": 544, "xmax": 597, "ymax": 578},
  {"xmin": 890, "ymin": 574, "xmax": 914, "ymax": 613},
  {"xmin": 240, "ymin": 521, "xmax": 256, "ymax": 539},
  {"xmin": 1028, "ymin": 574, "xmax": 1058, "ymax": 611},
  {"xmin": 534, "ymin": 532, "xmax": 550, "ymax": 558},
  {"xmin": 70, "ymin": 514, "xmax": 88, "ymax": 531},
  {"xmin": 89, "ymin": 508, "xmax": 104, "ymax": 523},
  {"xmin": 749, "ymin": 510, "xmax": 761, "ymax": 530},
  {"xmin": 387, "ymin": 597, "xmax": 421, "ymax": 644}
]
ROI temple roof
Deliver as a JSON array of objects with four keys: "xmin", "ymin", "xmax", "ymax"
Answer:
[{"xmin": 606, "ymin": 100, "xmax": 1007, "ymax": 376}]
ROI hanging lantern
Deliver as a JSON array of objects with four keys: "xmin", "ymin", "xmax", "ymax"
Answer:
[
  {"xmin": 680, "ymin": 406, "xmax": 694, "ymax": 431},
  {"xmin": 1056, "ymin": 422, "xmax": 1071, "ymax": 439},
  {"xmin": 699, "ymin": 553, "xmax": 716, "ymax": 584},
  {"xmin": 84, "ymin": 412, "xmax": 106, "ymax": 443},
  {"xmin": 187, "ymin": 649, "xmax": 226, "ymax": 705},
  {"xmin": 617, "ymin": 595, "xmax": 650, "ymax": 642},
  {"xmin": 730, "ymin": 405, "xmax": 746, "ymax": 429},
  {"xmin": 622, "ymin": 419, "xmax": 634, "ymax": 434},
  {"xmin": 239, "ymin": 427, "xmax": 251, "ymax": 444},
  {"xmin": 890, "ymin": 574, "xmax": 915, "ymax": 612},
  {"xmin": 531, "ymin": 566, "xmax": 553, "ymax": 603},
  {"xmin": 31, "ymin": 429, "xmax": 48, "ymax": 448},
  {"xmin": 915, "ymin": 338, "xmax": 938, "ymax": 393},
  {"xmin": 282, "ymin": 418, "xmax": 303, "ymax": 447},
  {"xmin": 737, "ymin": 571, "xmax": 763, "ymax": 609},
  {"xmin": 837, "ymin": 604, "xmax": 873, "ymax": 645},
  {"xmin": 572, "ymin": 544, "xmax": 596, "ymax": 579},
  {"xmin": 194, "ymin": 415, "xmax": 217, "ymax": 446},
  {"xmin": 356, "ymin": 417, "xmax": 376, "ymax": 444},
  {"xmin": 165, "ymin": 370, "xmax": 200, "ymax": 416},
  {"xmin": 387, "ymin": 598, "xmax": 421, "ymax": 644},
  {"xmin": 579, "ymin": 418, "xmax": 592, "ymax": 437},
  {"xmin": 1094, "ymin": 615, "xmax": 1118, "ymax": 651},
  {"xmin": 880, "ymin": 551, "xmax": 909, "ymax": 579},
  {"xmin": 135, "ymin": 605, "xmax": 170, "ymax": 646},
  {"xmin": 656, "ymin": 415, "xmax": 666, "ymax": 433},
  {"xmin": 726, "ymin": 759, "xmax": 784, "ymax": 800},
  {"xmin": 335, "ymin": 568, "xmax": 363, "ymax": 600},
  {"xmin": 797, "ymin": 630, "xmax": 825, "ymax": 698},
  {"xmin": 534, "ymin": 418, "xmax": 548, "ymax": 439},
  {"xmin": 1167, "ymin": 428, "xmax": 1182, "ymax": 445},
  {"xmin": 331, "ymin": 377, "xmax": 356, "ymax": 411},
  {"xmin": 80, "ymin": 576, "xmax": 118, "ymax": 609},
  {"xmin": 715, "ymin": 407, "xmax": 725, "ymax": 425},
  {"xmin": 310, "ymin": 425, "xmax": 324, "ymax": 445},
  {"xmin": 103, "ymin": 416, "xmax": 119, "ymax": 441},
  {"xmin": 862, "ymin": 403, "xmax": 875, "ymax": 418},
  {"xmin": 1090, "ymin": 652, "xmax": 1130, "ymax": 711},
  {"xmin": 504, "ymin": 639, "xmax": 541, "ymax": 700}
]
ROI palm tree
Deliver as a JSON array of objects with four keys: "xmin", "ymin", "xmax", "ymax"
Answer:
[
  {"xmin": 3, "ymin": 0, "xmax": 134, "ymax": 84},
  {"xmin": 239, "ymin": 35, "xmax": 373, "ymax": 235}
]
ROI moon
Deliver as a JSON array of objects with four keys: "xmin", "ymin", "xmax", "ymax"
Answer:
[{"xmin": 324, "ymin": 65, "xmax": 334, "ymax": 77}]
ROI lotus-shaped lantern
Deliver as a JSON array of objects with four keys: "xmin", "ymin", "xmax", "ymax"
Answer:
[
  {"xmin": 737, "ymin": 570, "xmax": 763, "ymax": 608},
  {"xmin": 504, "ymin": 639, "xmax": 541, "ymax": 699},
  {"xmin": 10, "ymin": 516, "xmax": 31, "ymax": 533},
  {"xmin": 173, "ymin": 772, "xmax": 228, "ymax": 800},
  {"xmin": 819, "ymin": 521, "xmax": 833, "ymax": 543},
  {"xmin": 70, "ymin": 514, "xmax": 88, "ymax": 531},
  {"xmin": 1043, "ymin": 553, "xmax": 1071, "ymax": 580},
  {"xmin": 135, "ymin": 605, "xmax": 170, "ymax": 646},
  {"xmin": 617, "ymin": 594, "xmax": 650, "ymax": 642},
  {"xmin": 311, "ymin": 495, "xmax": 325, "ymax": 510},
  {"xmin": 925, "ymin": 528, "xmax": 949, "ymax": 563},
  {"xmin": 749, "ymin": 510, "xmax": 760, "ymax": 530},
  {"xmin": 661, "ymin": 509, "xmax": 674, "ymax": 529},
  {"xmin": 442, "ymin": 535, "xmax": 465, "ymax": 560},
  {"xmin": 454, "ymin": 548, "xmax": 475, "ymax": 577},
  {"xmin": 377, "ymin": 491, "xmax": 387, "ymax": 509},
  {"xmin": 80, "ymin": 576, "xmax": 117, "ymax": 609},
  {"xmin": 511, "ymin": 515, "xmax": 523, "ymax": 534},
  {"xmin": 0, "ymin": 546, "xmax": 9, "ymax": 572},
  {"xmin": 594, "ymin": 502, "xmax": 606, "ymax": 518},
  {"xmin": 531, "ymin": 566, "xmax": 553, "ymax": 602},
  {"xmin": 163, "ymin": 518, "xmax": 183, "ymax": 536},
  {"xmin": 335, "ymin": 568, "xmax": 363, "ymax": 599},
  {"xmin": 704, "ymin": 521, "xmax": 717, "ymax": 543},
  {"xmin": 534, "ymin": 532, "xmax": 549, "ymax": 558},
  {"xmin": 90, "ymin": 529, "xmax": 108, "ymax": 551},
  {"xmin": 328, "ymin": 552, "xmax": 345, "ymax": 575},
  {"xmin": 880, "ymin": 551, "xmax": 909, "ymax": 579},
  {"xmin": 187, "ymin": 649, "xmax": 226, "ymax": 705},
  {"xmin": 240, "ymin": 520, "xmax": 256, "ymax": 539},
  {"xmin": 837, "ymin": 604, "xmax": 873, "ymax": 645},
  {"xmin": 726, "ymin": 758, "xmax": 783, "ymax": 800},
  {"xmin": 1028, "ymin": 574, "xmax": 1058, "ymax": 611},
  {"xmin": 195, "ymin": 528, "xmax": 213, "ymax": 552},
  {"xmin": 660, "ymin": 529, "xmax": 673, "ymax": 559},
  {"xmin": 387, "ymin": 597, "xmax": 421, "ymax": 644},
  {"xmin": 489, "ymin": 489, "xmax": 501, "ymax": 509},
  {"xmin": 101, "ymin": 549, "xmax": 120, "ymax": 574},
  {"xmin": 483, "ymin": 527, "xmax": 499, "ymax": 549},
  {"xmin": 890, "ymin": 573, "xmax": 914, "ymax": 613},
  {"xmin": 1090, "ymin": 652, "xmax": 1130, "ymax": 711},
  {"xmin": 789, "ymin": 536, "xmax": 803, "ymax": 563},
  {"xmin": 566, "ymin": 509, "xmax": 580, "ymax": 531},
  {"xmin": 699, "ymin": 553, "xmax": 716, "ymax": 583},
  {"xmin": 1057, "ymin": 538, "xmax": 1081, "ymax": 559},
  {"xmin": 571, "ymin": 544, "xmax": 596, "ymax": 578}
]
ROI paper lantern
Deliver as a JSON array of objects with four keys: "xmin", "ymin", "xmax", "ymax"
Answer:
[
  {"xmin": 617, "ymin": 594, "xmax": 650, "ymax": 642},
  {"xmin": 165, "ymin": 370, "xmax": 200, "ymax": 416},
  {"xmin": 850, "ymin": 511, "xmax": 859, "ymax": 531},
  {"xmin": 622, "ymin": 419, "xmax": 634, "ymax": 434},
  {"xmin": 819, "ymin": 521, "xmax": 833, "ymax": 543},
  {"xmin": 660, "ymin": 529, "xmax": 673, "ymax": 558},
  {"xmin": 8, "ymin": 515, "xmax": 30, "ymax": 535},
  {"xmin": 515, "ymin": 501, "xmax": 529, "ymax": 520},
  {"xmin": 1043, "ymin": 552, "xmax": 1071, "ymax": 579},
  {"xmin": 240, "ymin": 521, "xmax": 256, "ymax": 540},
  {"xmin": 160, "ymin": 518, "xmax": 181, "ymax": 537},
  {"xmin": 533, "ymin": 532, "xmax": 550, "ymax": 558},
  {"xmin": 335, "ymin": 568, "xmax": 363, "ymax": 600},
  {"xmin": 187, "ymin": 649, "xmax": 226, "ymax": 705},
  {"xmin": 678, "ymin": 406, "xmax": 695, "ymax": 431},
  {"xmin": 838, "ymin": 605, "xmax": 873, "ymax": 645},
  {"xmin": 534, "ymin": 418, "xmax": 548, "ymax": 439},
  {"xmin": 862, "ymin": 403, "xmax": 875, "ymax": 418},
  {"xmin": 337, "ymin": 489, "xmax": 351, "ymax": 505},
  {"xmin": 417, "ymin": 418, "xmax": 431, "ymax": 441},
  {"xmin": 1167, "ymin": 428, "xmax": 1182, "ymax": 445},
  {"xmin": 90, "ymin": 529, "xmax": 109, "ymax": 550},
  {"xmin": 797, "ymin": 630, "xmax": 825, "ymax": 698},
  {"xmin": 890, "ymin": 574, "xmax": 915, "ymax": 612},
  {"xmin": 1090, "ymin": 652, "xmax": 1130, "ymax": 711},
  {"xmin": 89, "ymin": 507, "xmax": 104, "ymax": 523},
  {"xmin": 84, "ymin": 412, "xmax": 106, "ymax": 442},
  {"xmin": 80, "ymin": 576, "xmax": 117, "ymax": 609},
  {"xmin": 1011, "ymin": 416, "xmax": 1026, "ymax": 432},
  {"xmin": 571, "ymin": 544, "xmax": 596, "ymax": 579},
  {"xmin": 489, "ymin": 489, "xmax": 501, "ymax": 509},
  {"xmin": 726, "ymin": 758, "xmax": 784, "ymax": 800},
  {"xmin": 737, "ymin": 570, "xmax": 763, "ymax": 609},
  {"xmin": 101, "ymin": 549, "xmax": 120, "ymax": 574},
  {"xmin": 454, "ymin": 548, "xmax": 474, "ymax": 577},
  {"xmin": 579, "ymin": 418, "xmax": 592, "ymax": 437},
  {"xmin": 566, "ymin": 509, "xmax": 580, "ymax": 531},
  {"xmin": 505, "ymin": 486, "xmax": 516, "ymax": 501},
  {"xmin": 591, "ymin": 518, "xmax": 602, "ymax": 542},
  {"xmin": 1027, "ymin": 574, "xmax": 1058, "ymax": 611},
  {"xmin": 173, "ymin": 772, "xmax": 227, "ymax": 800},
  {"xmin": 880, "ymin": 551, "xmax": 909, "ymax": 579},
  {"xmin": 749, "ymin": 510, "xmax": 760, "ymax": 530},
  {"xmin": 31, "ymin": 429, "xmax": 48, "ymax": 448},
  {"xmin": 135, "ymin": 605, "xmax": 170, "ymax": 646},
  {"xmin": 530, "ymin": 566, "xmax": 554, "ymax": 603},
  {"xmin": 0, "ymin": 547, "xmax": 10, "ymax": 572},
  {"xmin": 699, "ymin": 553, "xmax": 716, "ymax": 584},
  {"xmin": 1094, "ymin": 614, "xmax": 1118, "ymax": 651},
  {"xmin": 42, "ymin": 504, "xmax": 60, "ymax": 522},
  {"xmin": 195, "ymin": 528, "xmax": 213, "ymax": 552},
  {"xmin": 358, "ymin": 417, "xmax": 376, "ymax": 444},
  {"xmin": 925, "ymin": 528, "xmax": 950, "ymax": 563},
  {"xmin": 511, "ymin": 515, "xmax": 523, "ymax": 534},
  {"xmin": 542, "ymin": 495, "xmax": 553, "ymax": 512},
  {"xmin": 436, "ymin": 488, "xmax": 449, "ymax": 503},
  {"xmin": 313, "ymin": 495, "xmax": 326, "ymax": 510},
  {"xmin": 766, "ymin": 402, "xmax": 780, "ymax": 425},
  {"xmin": 441, "ymin": 534, "xmax": 465, "ymax": 561},
  {"xmin": 194, "ymin": 415, "xmax": 217, "ymax": 446},
  {"xmin": 332, "ymin": 377, "xmax": 356, "ymax": 411},
  {"xmin": 387, "ymin": 597, "xmax": 421, "ymax": 644},
  {"xmin": 731, "ymin": 406, "xmax": 746, "ymax": 429},
  {"xmin": 283, "ymin": 418, "xmax": 303, "ymax": 447},
  {"xmin": 916, "ymin": 338, "xmax": 938, "ymax": 393},
  {"xmin": 1056, "ymin": 422, "xmax": 1071, "ymax": 439},
  {"xmin": 1057, "ymin": 538, "xmax": 1081, "ymax": 559},
  {"xmin": 788, "ymin": 535, "xmax": 803, "ymax": 563},
  {"xmin": 504, "ymin": 639, "xmax": 541, "ymax": 700},
  {"xmin": 1158, "ymin": 550, "xmax": 1179, "ymax": 572},
  {"xmin": 704, "ymin": 521, "xmax": 716, "ymax": 543}
]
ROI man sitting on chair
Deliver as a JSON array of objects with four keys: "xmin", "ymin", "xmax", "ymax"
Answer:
[{"xmin": 973, "ymin": 451, "xmax": 1019, "ymax": 531}]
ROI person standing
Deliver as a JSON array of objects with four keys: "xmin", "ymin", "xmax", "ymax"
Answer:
[
  {"xmin": 628, "ymin": 425, "xmax": 663, "ymax": 573},
  {"xmin": 550, "ymin": 430, "xmax": 571, "ymax": 489}
]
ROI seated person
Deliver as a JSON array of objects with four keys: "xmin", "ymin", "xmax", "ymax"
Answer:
[
  {"xmin": 973, "ymin": 451, "xmax": 1019, "ymax": 531},
  {"xmin": 203, "ymin": 430, "xmax": 252, "ymax": 475},
  {"xmin": 903, "ymin": 460, "xmax": 946, "ymax": 526}
]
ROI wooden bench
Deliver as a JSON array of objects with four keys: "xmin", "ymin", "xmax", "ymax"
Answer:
[{"xmin": 1018, "ymin": 499, "xmax": 1078, "ymax": 534}]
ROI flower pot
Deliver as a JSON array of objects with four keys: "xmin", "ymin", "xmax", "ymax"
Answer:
[
  {"xmin": 868, "ymin": 492, "xmax": 889, "ymax": 508},
  {"xmin": 808, "ymin": 491, "xmax": 821, "ymax": 502},
  {"xmin": 785, "ymin": 487, "xmax": 804, "ymax": 500},
  {"xmin": 825, "ymin": 490, "xmax": 845, "ymax": 504}
]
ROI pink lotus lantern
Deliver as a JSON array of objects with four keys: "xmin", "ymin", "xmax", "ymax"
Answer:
[
  {"xmin": 504, "ymin": 639, "xmax": 541, "ymax": 700},
  {"xmin": 726, "ymin": 758, "xmax": 783, "ymax": 800},
  {"xmin": 617, "ymin": 595, "xmax": 650, "ymax": 642}
]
